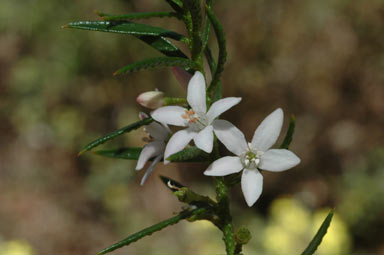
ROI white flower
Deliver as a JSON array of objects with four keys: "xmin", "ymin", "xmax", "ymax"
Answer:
[
  {"xmin": 135, "ymin": 112, "xmax": 171, "ymax": 185},
  {"xmin": 204, "ymin": 108, "xmax": 301, "ymax": 207},
  {"xmin": 151, "ymin": 71, "xmax": 241, "ymax": 161}
]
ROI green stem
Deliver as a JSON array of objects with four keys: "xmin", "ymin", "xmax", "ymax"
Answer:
[
  {"xmin": 215, "ymin": 177, "xmax": 237, "ymax": 255},
  {"xmin": 163, "ymin": 97, "xmax": 188, "ymax": 106},
  {"xmin": 183, "ymin": 0, "xmax": 203, "ymax": 71}
]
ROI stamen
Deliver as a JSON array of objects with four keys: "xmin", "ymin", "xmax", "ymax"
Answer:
[
  {"xmin": 240, "ymin": 149, "xmax": 263, "ymax": 169},
  {"xmin": 182, "ymin": 109, "xmax": 198, "ymax": 123}
]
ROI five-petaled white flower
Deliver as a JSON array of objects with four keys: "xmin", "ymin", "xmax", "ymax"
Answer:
[
  {"xmin": 135, "ymin": 112, "xmax": 171, "ymax": 185},
  {"xmin": 151, "ymin": 71, "xmax": 241, "ymax": 161},
  {"xmin": 204, "ymin": 108, "xmax": 301, "ymax": 207}
]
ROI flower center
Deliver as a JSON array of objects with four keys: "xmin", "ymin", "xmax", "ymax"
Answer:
[
  {"xmin": 240, "ymin": 144, "xmax": 263, "ymax": 169},
  {"xmin": 182, "ymin": 109, "xmax": 208, "ymax": 131}
]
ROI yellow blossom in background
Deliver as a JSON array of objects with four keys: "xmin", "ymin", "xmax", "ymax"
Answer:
[
  {"xmin": 264, "ymin": 197, "xmax": 351, "ymax": 255},
  {"xmin": 0, "ymin": 240, "xmax": 35, "ymax": 255}
]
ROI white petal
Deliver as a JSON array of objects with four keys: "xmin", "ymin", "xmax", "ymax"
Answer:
[
  {"xmin": 136, "ymin": 141, "xmax": 165, "ymax": 170},
  {"xmin": 207, "ymin": 97, "xmax": 242, "ymax": 123},
  {"xmin": 204, "ymin": 156, "xmax": 243, "ymax": 176},
  {"xmin": 193, "ymin": 125, "xmax": 214, "ymax": 153},
  {"xmin": 145, "ymin": 121, "xmax": 170, "ymax": 141},
  {"xmin": 212, "ymin": 120, "xmax": 247, "ymax": 156},
  {"xmin": 187, "ymin": 71, "xmax": 206, "ymax": 113},
  {"xmin": 259, "ymin": 149, "xmax": 301, "ymax": 172},
  {"xmin": 251, "ymin": 108, "xmax": 284, "ymax": 151},
  {"xmin": 241, "ymin": 169, "xmax": 263, "ymax": 207},
  {"xmin": 151, "ymin": 106, "xmax": 188, "ymax": 127},
  {"xmin": 140, "ymin": 155, "xmax": 162, "ymax": 186},
  {"xmin": 164, "ymin": 129, "xmax": 196, "ymax": 162}
]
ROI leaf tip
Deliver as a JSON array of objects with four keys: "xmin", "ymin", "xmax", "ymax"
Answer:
[
  {"xmin": 61, "ymin": 24, "xmax": 69, "ymax": 29},
  {"xmin": 113, "ymin": 70, "xmax": 119, "ymax": 76},
  {"xmin": 78, "ymin": 150, "xmax": 85, "ymax": 156}
]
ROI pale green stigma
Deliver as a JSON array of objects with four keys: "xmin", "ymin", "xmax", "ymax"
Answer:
[{"xmin": 240, "ymin": 143, "xmax": 263, "ymax": 169}]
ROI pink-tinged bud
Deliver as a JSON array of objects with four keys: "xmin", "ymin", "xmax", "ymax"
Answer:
[
  {"xmin": 171, "ymin": 67, "xmax": 192, "ymax": 89},
  {"xmin": 136, "ymin": 91, "xmax": 164, "ymax": 109},
  {"xmin": 138, "ymin": 112, "xmax": 149, "ymax": 120}
]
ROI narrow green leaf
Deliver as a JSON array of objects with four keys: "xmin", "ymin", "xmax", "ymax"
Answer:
[
  {"xmin": 160, "ymin": 175, "xmax": 185, "ymax": 192},
  {"xmin": 94, "ymin": 147, "xmax": 142, "ymax": 160},
  {"xmin": 167, "ymin": 146, "xmax": 211, "ymax": 162},
  {"xmin": 98, "ymin": 208, "xmax": 206, "ymax": 254},
  {"xmin": 204, "ymin": 47, "xmax": 222, "ymax": 103},
  {"xmin": 279, "ymin": 114, "xmax": 295, "ymax": 149},
  {"xmin": 65, "ymin": 21, "xmax": 182, "ymax": 39},
  {"xmin": 79, "ymin": 118, "xmax": 152, "ymax": 155},
  {"xmin": 206, "ymin": 7, "xmax": 226, "ymax": 102},
  {"xmin": 114, "ymin": 57, "xmax": 195, "ymax": 76},
  {"xmin": 64, "ymin": 21, "xmax": 187, "ymax": 58},
  {"xmin": 164, "ymin": 0, "xmax": 184, "ymax": 13},
  {"xmin": 96, "ymin": 11, "xmax": 181, "ymax": 21},
  {"xmin": 301, "ymin": 210, "xmax": 334, "ymax": 255},
  {"xmin": 202, "ymin": 0, "xmax": 213, "ymax": 50}
]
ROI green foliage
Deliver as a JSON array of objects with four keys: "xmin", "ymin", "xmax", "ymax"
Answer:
[
  {"xmin": 167, "ymin": 146, "xmax": 211, "ymax": 162},
  {"xmin": 64, "ymin": 21, "xmax": 187, "ymax": 58},
  {"xmin": 164, "ymin": 0, "xmax": 184, "ymax": 13},
  {"xmin": 94, "ymin": 147, "xmax": 142, "ymax": 160},
  {"xmin": 301, "ymin": 210, "xmax": 334, "ymax": 255},
  {"xmin": 79, "ymin": 118, "xmax": 153, "ymax": 155},
  {"xmin": 280, "ymin": 115, "xmax": 296, "ymax": 149},
  {"xmin": 206, "ymin": 6, "xmax": 226, "ymax": 102},
  {"xmin": 96, "ymin": 11, "xmax": 181, "ymax": 21},
  {"xmin": 160, "ymin": 175, "xmax": 185, "ymax": 192},
  {"xmin": 114, "ymin": 57, "xmax": 196, "ymax": 76},
  {"xmin": 183, "ymin": 0, "xmax": 203, "ymax": 63},
  {"xmin": 98, "ymin": 208, "xmax": 208, "ymax": 254},
  {"xmin": 65, "ymin": 21, "xmax": 183, "ymax": 39}
]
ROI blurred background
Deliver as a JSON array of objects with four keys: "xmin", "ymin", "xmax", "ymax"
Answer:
[{"xmin": 1, "ymin": 0, "xmax": 384, "ymax": 254}]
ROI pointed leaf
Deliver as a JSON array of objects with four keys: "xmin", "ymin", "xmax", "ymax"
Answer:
[
  {"xmin": 202, "ymin": 0, "xmax": 213, "ymax": 50},
  {"xmin": 279, "ymin": 114, "xmax": 295, "ymax": 149},
  {"xmin": 167, "ymin": 146, "xmax": 211, "ymax": 162},
  {"xmin": 65, "ymin": 20, "xmax": 182, "ymax": 39},
  {"xmin": 114, "ymin": 57, "xmax": 195, "ymax": 76},
  {"xmin": 160, "ymin": 175, "xmax": 185, "ymax": 192},
  {"xmin": 95, "ymin": 147, "xmax": 142, "ymax": 160},
  {"xmin": 204, "ymin": 47, "xmax": 222, "ymax": 103},
  {"xmin": 79, "ymin": 118, "xmax": 153, "ymax": 155},
  {"xmin": 96, "ymin": 11, "xmax": 181, "ymax": 21},
  {"xmin": 206, "ymin": 7, "xmax": 226, "ymax": 102},
  {"xmin": 64, "ymin": 21, "xmax": 187, "ymax": 58},
  {"xmin": 301, "ymin": 210, "xmax": 334, "ymax": 255},
  {"xmin": 164, "ymin": 0, "xmax": 184, "ymax": 13},
  {"xmin": 98, "ymin": 208, "xmax": 207, "ymax": 254}
]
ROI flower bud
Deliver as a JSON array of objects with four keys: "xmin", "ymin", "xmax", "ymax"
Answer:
[{"xmin": 136, "ymin": 91, "xmax": 164, "ymax": 109}]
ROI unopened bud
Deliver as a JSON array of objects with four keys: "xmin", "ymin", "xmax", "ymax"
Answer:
[
  {"xmin": 136, "ymin": 91, "xmax": 164, "ymax": 109},
  {"xmin": 235, "ymin": 227, "xmax": 252, "ymax": 245}
]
